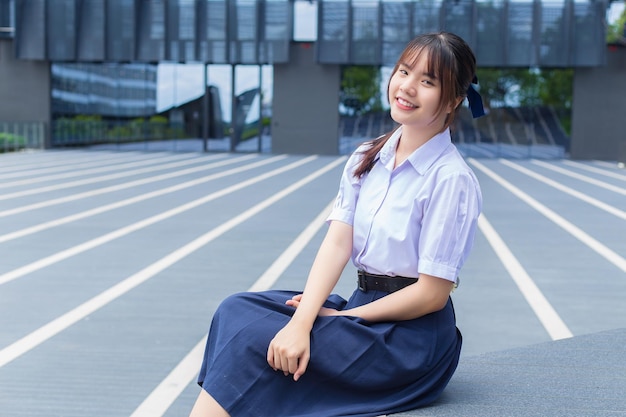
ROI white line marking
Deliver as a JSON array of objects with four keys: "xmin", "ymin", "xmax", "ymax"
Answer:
[
  {"xmin": 0, "ymin": 152, "xmax": 201, "ymax": 189},
  {"xmin": 562, "ymin": 160, "xmax": 626, "ymax": 181},
  {"xmin": 469, "ymin": 159, "xmax": 626, "ymax": 273},
  {"xmin": 0, "ymin": 154, "xmax": 257, "ymax": 217},
  {"xmin": 0, "ymin": 156, "xmax": 309, "ymax": 285},
  {"xmin": 129, "ymin": 339, "xmax": 207, "ymax": 417},
  {"xmin": 129, "ymin": 200, "xmax": 336, "ymax": 417},
  {"xmin": 530, "ymin": 160, "xmax": 626, "ymax": 195},
  {"xmin": 591, "ymin": 160, "xmax": 626, "ymax": 170},
  {"xmin": 501, "ymin": 160, "xmax": 626, "ymax": 220},
  {"xmin": 0, "ymin": 156, "xmax": 346, "ymax": 369},
  {"xmin": 0, "ymin": 151, "xmax": 147, "ymax": 175},
  {"xmin": 0, "ymin": 153, "xmax": 231, "ymax": 200},
  {"xmin": 249, "ymin": 200, "xmax": 335, "ymax": 292},
  {"xmin": 0, "ymin": 155, "xmax": 286, "ymax": 243},
  {"xmin": 478, "ymin": 215, "xmax": 573, "ymax": 340}
]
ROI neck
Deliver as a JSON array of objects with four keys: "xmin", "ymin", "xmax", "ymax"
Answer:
[{"xmin": 397, "ymin": 124, "xmax": 444, "ymax": 155}]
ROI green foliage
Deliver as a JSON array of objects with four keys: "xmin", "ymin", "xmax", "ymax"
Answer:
[
  {"xmin": 149, "ymin": 115, "xmax": 168, "ymax": 124},
  {"xmin": 475, "ymin": 68, "xmax": 573, "ymax": 134},
  {"xmin": 52, "ymin": 114, "xmax": 188, "ymax": 145},
  {"xmin": 340, "ymin": 66, "xmax": 383, "ymax": 116},
  {"xmin": 0, "ymin": 132, "xmax": 27, "ymax": 152},
  {"xmin": 607, "ymin": 6, "xmax": 626, "ymax": 44}
]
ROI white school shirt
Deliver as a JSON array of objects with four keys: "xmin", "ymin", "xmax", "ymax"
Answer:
[{"xmin": 327, "ymin": 127, "xmax": 482, "ymax": 283}]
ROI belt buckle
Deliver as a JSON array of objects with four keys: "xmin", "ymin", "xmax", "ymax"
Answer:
[{"xmin": 357, "ymin": 270, "xmax": 367, "ymax": 292}]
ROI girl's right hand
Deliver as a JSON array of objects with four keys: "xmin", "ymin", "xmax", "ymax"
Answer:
[{"xmin": 267, "ymin": 320, "xmax": 311, "ymax": 382}]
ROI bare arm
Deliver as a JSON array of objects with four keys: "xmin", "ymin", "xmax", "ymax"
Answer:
[
  {"xmin": 267, "ymin": 220, "xmax": 353, "ymax": 380},
  {"xmin": 332, "ymin": 274, "xmax": 454, "ymax": 321}
]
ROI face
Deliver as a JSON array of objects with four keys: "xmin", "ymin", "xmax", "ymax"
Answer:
[{"xmin": 388, "ymin": 51, "xmax": 452, "ymax": 135}]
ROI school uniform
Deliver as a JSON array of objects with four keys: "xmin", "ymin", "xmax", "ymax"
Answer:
[{"xmin": 197, "ymin": 127, "xmax": 482, "ymax": 417}]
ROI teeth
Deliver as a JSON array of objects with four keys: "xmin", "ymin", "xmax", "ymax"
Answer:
[{"xmin": 398, "ymin": 98, "xmax": 415, "ymax": 108}]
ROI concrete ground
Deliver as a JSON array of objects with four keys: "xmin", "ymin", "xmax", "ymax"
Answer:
[{"xmin": 0, "ymin": 147, "xmax": 624, "ymax": 416}]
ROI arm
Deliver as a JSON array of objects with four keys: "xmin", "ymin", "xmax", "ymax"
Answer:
[
  {"xmin": 331, "ymin": 169, "xmax": 480, "ymax": 322},
  {"xmin": 327, "ymin": 273, "xmax": 454, "ymax": 321},
  {"xmin": 267, "ymin": 220, "xmax": 353, "ymax": 381}
]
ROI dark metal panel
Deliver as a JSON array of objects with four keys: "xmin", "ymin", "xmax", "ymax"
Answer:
[
  {"xmin": 259, "ymin": 0, "xmax": 290, "ymax": 63},
  {"xmin": 571, "ymin": 0, "xmax": 606, "ymax": 66},
  {"xmin": 106, "ymin": 0, "xmax": 136, "ymax": 61},
  {"xmin": 506, "ymin": 0, "xmax": 535, "ymax": 66},
  {"xmin": 15, "ymin": 0, "xmax": 46, "ymax": 59},
  {"xmin": 137, "ymin": 0, "xmax": 165, "ymax": 62},
  {"xmin": 316, "ymin": 0, "xmax": 350, "ymax": 63},
  {"xmin": 475, "ymin": 0, "xmax": 506, "ymax": 67},
  {"xmin": 0, "ymin": 0, "xmax": 15, "ymax": 39},
  {"xmin": 76, "ymin": 0, "xmax": 105, "ymax": 61},
  {"xmin": 412, "ymin": 0, "xmax": 442, "ymax": 35},
  {"xmin": 381, "ymin": 2, "xmax": 411, "ymax": 66},
  {"xmin": 351, "ymin": 0, "xmax": 381, "ymax": 64},
  {"xmin": 231, "ymin": 0, "xmax": 257, "ymax": 64},
  {"xmin": 538, "ymin": 0, "xmax": 569, "ymax": 67},
  {"xmin": 166, "ymin": 0, "xmax": 196, "ymax": 62},
  {"xmin": 441, "ymin": 0, "xmax": 474, "ymax": 47},
  {"xmin": 47, "ymin": 0, "xmax": 77, "ymax": 61},
  {"xmin": 198, "ymin": 0, "xmax": 228, "ymax": 63},
  {"xmin": 8, "ymin": 0, "xmax": 612, "ymax": 67}
]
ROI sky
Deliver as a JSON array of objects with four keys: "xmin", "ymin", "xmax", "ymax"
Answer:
[{"xmin": 609, "ymin": 1, "xmax": 625, "ymax": 23}]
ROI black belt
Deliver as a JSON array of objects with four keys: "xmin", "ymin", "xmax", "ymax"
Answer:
[{"xmin": 357, "ymin": 270, "xmax": 418, "ymax": 293}]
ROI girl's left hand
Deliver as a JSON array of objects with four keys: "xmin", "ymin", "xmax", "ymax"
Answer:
[{"xmin": 286, "ymin": 294, "xmax": 342, "ymax": 317}]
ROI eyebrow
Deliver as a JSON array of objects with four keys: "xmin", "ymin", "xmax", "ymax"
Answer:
[{"xmin": 399, "ymin": 62, "xmax": 437, "ymax": 79}]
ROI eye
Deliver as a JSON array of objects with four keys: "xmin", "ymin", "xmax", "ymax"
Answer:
[{"xmin": 398, "ymin": 69, "xmax": 408, "ymax": 76}]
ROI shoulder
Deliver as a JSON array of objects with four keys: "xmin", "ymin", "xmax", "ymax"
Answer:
[
  {"xmin": 343, "ymin": 141, "xmax": 374, "ymax": 175},
  {"xmin": 431, "ymin": 144, "xmax": 477, "ymax": 180}
]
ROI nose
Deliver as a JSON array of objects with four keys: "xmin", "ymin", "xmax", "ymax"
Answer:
[{"xmin": 399, "ymin": 80, "xmax": 416, "ymax": 96}]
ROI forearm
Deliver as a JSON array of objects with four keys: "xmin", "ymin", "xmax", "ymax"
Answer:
[
  {"xmin": 342, "ymin": 274, "xmax": 454, "ymax": 322},
  {"xmin": 290, "ymin": 222, "xmax": 353, "ymax": 330}
]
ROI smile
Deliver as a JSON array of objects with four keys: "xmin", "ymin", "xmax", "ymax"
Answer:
[{"xmin": 396, "ymin": 97, "xmax": 417, "ymax": 109}]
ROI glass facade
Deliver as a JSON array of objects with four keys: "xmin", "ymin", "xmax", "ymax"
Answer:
[
  {"xmin": 0, "ymin": 0, "xmax": 14, "ymax": 39},
  {"xmin": 3, "ymin": 0, "xmax": 609, "ymax": 66},
  {"xmin": 0, "ymin": 0, "xmax": 612, "ymax": 154},
  {"xmin": 12, "ymin": 0, "xmax": 291, "ymax": 64},
  {"xmin": 316, "ymin": 0, "xmax": 607, "ymax": 67},
  {"xmin": 51, "ymin": 63, "xmax": 157, "ymax": 118}
]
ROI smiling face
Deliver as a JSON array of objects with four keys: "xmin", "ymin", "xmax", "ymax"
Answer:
[
  {"xmin": 388, "ymin": 51, "xmax": 450, "ymax": 137},
  {"xmin": 386, "ymin": 32, "xmax": 478, "ymax": 141}
]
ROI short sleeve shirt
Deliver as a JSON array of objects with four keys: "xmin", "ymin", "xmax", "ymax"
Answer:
[{"xmin": 327, "ymin": 127, "xmax": 482, "ymax": 283}]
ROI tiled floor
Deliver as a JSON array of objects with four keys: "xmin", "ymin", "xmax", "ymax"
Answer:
[{"xmin": 0, "ymin": 149, "xmax": 624, "ymax": 416}]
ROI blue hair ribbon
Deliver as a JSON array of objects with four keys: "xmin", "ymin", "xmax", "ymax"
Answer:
[{"xmin": 467, "ymin": 75, "xmax": 485, "ymax": 118}]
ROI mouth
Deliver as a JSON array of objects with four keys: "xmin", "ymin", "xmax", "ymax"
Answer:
[{"xmin": 395, "ymin": 97, "xmax": 417, "ymax": 110}]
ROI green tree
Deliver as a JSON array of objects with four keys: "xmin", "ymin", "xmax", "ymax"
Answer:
[
  {"xmin": 475, "ymin": 68, "xmax": 541, "ymax": 108},
  {"xmin": 607, "ymin": 3, "xmax": 626, "ymax": 44},
  {"xmin": 340, "ymin": 66, "xmax": 382, "ymax": 116},
  {"xmin": 475, "ymin": 67, "xmax": 573, "ymax": 134}
]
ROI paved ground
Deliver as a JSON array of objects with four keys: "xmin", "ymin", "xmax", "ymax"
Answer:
[{"xmin": 0, "ymin": 147, "xmax": 624, "ymax": 416}]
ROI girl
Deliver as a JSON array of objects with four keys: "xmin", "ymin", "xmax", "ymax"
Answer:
[{"xmin": 190, "ymin": 31, "xmax": 484, "ymax": 417}]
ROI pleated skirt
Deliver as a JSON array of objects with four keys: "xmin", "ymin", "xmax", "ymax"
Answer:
[{"xmin": 197, "ymin": 288, "xmax": 462, "ymax": 417}]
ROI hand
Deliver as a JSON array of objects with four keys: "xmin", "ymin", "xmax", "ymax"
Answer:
[
  {"xmin": 286, "ymin": 294, "xmax": 342, "ymax": 317},
  {"xmin": 285, "ymin": 293, "xmax": 303, "ymax": 308},
  {"xmin": 267, "ymin": 320, "xmax": 311, "ymax": 381}
]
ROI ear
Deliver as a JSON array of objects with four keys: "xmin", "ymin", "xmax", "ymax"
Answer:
[{"xmin": 447, "ymin": 96, "xmax": 465, "ymax": 114}]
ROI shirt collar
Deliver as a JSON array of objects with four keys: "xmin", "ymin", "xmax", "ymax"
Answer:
[{"xmin": 378, "ymin": 127, "xmax": 452, "ymax": 175}]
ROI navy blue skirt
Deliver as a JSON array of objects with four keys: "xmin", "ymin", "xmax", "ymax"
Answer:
[{"xmin": 197, "ymin": 288, "xmax": 462, "ymax": 417}]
